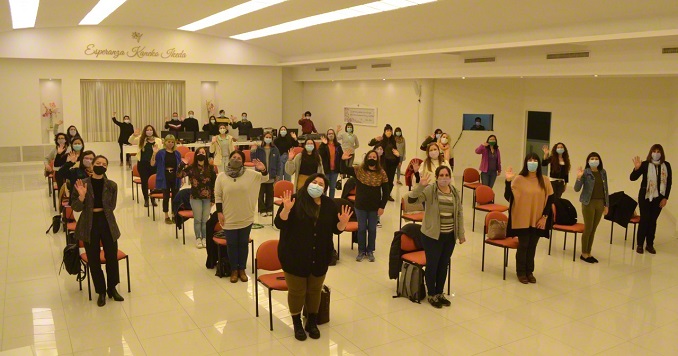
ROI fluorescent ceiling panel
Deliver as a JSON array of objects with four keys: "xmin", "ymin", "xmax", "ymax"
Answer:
[
  {"xmin": 80, "ymin": 0, "xmax": 127, "ymax": 25},
  {"xmin": 231, "ymin": 0, "xmax": 437, "ymax": 40},
  {"xmin": 8, "ymin": 0, "xmax": 39, "ymax": 29},
  {"xmin": 179, "ymin": 0, "xmax": 288, "ymax": 32}
]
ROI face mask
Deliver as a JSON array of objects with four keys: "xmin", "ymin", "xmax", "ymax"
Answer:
[
  {"xmin": 437, "ymin": 177, "xmax": 451, "ymax": 187},
  {"xmin": 367, "ymin": 158, "xmax": 377, "ymax": 167},
  {"xmin": 124, "ymin": 119, "xmax": 131, "ymax": 124},
  {"xmin": 305, "ymin": 144, "xmax": 314, "ymax": 152},
  {"xmin": 376, "ymin": 149, "xmax": 383, "ymax": 156},
  {"xmin": 307, "ymin": 183, "xmax": 324, "ymax": 198},
  {"xmin": 57, "ymin": 139, "xmax": 66, "ymax": 145},
  {"xmin": 219, "ymin": 113, "xmax": 225, "ymax": 118},
  {"xmin": 72, "ymin": 144, "xmax": 83, "ymax": 152},
  {"xmin": 488, "ymin": 141, "xmax": 496, "ymax": 146},
  {"xmin": 210, "ymin": 120, "xmax": 216, "ymax": 124},
  {"xmin": 279, "ymin": 130, "xmax": 287, "ymax": 137},
  {"xmin": 527, "ymin": 161, "xmax": 539, "ymax": 172},
  {"xmin": 242, "ymin": 116, "xmax": 247, "ymax": 121},
  {"xmin": 475, "ymin": 122, "xmax": 481, "ymax": 126},
  {"xmin": 93, "ymin": 166, "xmax": 107, "ymax": 175},
  {"xmin": 327, "ymin": 134, "xmax": 335, "ymax": 140},
  {"xmin": 229, "ymin": 158, "xmax": 243, "ymax": 169},
  {"xmin": 196, "ymin": 154, "xmax": 206, "ymax": 162},
  {"xmin": 395, "ymin": 132, "xmax": 401, "ymax": 137},
  {"xmin": 305, "ymin": 116, "xmax": 311, "ymax": 120},
  {"xmin": 556, "ymin": 148, "xmax": 565, "ymax": 155},
  {"xmin": 82, "ymin": 159, "xmax": 93, "ymax": 168},
  {"xmin": 347, "ymin": 127, "xmax": 353, "ymax": 133},
  {"xmin": 429, "ymin": 150, "xmax": 440, "ymax": 159},
  {"xmin": 652, "ymin": 152, "xmax": 661, "ymax": 161},
  {"xmin": 440, "ymin": 137, "xmax": 448, "ymax": 144},
  {"xmin": 219, "ymin": 128, "xmax": 227, "ymax": 134},
  {"xmin": 189, "ymin": 114, "xmax": 194, "ymax": 118},
  {"xmin": 589, "ymin": 159, "xmax": 600, "ymax": 168},
  {"xmin": 69, "ymin": 130, "xmax": 77, "ymax": 136},
  {"xmin": 146, "ymin": 130, "xmax": 154, "ymax": 137},
  {"xmin": 435, "ymin": 134, "xmax": 441, "ymax": 140},
  {"xmin": 264, "ymin": 138, "xmax": 272, "ymax": 144},
  {"xmin": 172, "ymin": 116, "xmax": 178, "ymax": 120}
]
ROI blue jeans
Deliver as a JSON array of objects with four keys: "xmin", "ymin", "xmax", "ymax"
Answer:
[
  {"xmin": 421, "ymin": 232, "xmax": 455, "ymax": 296},
  {"xmin": 355, "ymin": 209, "xmax": 378, "ymax": 254},
  {"xmin": 279, "ymin": 153, "xmax": 291, "ymax": 181},
  {"xmin": 326, "ymin": 171, "xmax": 339, "ymax": 198},
  {"xmin": 224, "ymin": 224, "xmax": 253, "ymax": 270},
  {"xmin": 481, "ymin": 171, "xmax": 498, "ymax": 188},
  {"xmin": 190, "ymin": 198, "xmax": 211, "ymax": 239}
]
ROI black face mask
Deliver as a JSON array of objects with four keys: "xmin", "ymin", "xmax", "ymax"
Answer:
[
  {"xmin": 93, "ymin": 166, "xmax": 107, "ymax": 175},
  {"xmin": 367, "ymin": 159, "xmax": 377, "ymax": 167},
  {"xmin": 196, "ymin": 154, "xmax": 206, "ymax": 162}
]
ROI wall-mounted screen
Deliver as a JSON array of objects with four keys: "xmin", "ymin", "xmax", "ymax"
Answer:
[{"xmin": 462, "ymin": 114, "xmax": 494, "ymax": 131}]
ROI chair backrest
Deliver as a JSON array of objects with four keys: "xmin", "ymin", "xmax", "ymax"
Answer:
[
  {"xmin": 400, "ymin": 233, "xmax": 418, "ymax": 252},
  {"xmin": 475, "ymin": 185, "xmax": 495, "ymax": 205},
  {"xmin": 463, "ymin": 168, "xmax": 481, "ymax": 184},
  {"xmin": 256, "ymin": 240, "xmax": 282, "ymax": 271},
  {"xmin": 148, "ymin": 174, "xmax": 157, "ymax": 190},
  {"xmin": 333, "ymin": 198, "xmax": 357, "ymax": 222},
  {"xmin": 243, "ymin": 149, "xmax": 252, "ymax": 162},
  {"xmin": 132, "ymin": 164, "xmax": 140, "ymax": 177},
  {"xmin": 176, "ymin": 146, "xmax": 190, "ymax": 158},
  {"xmin": 274, "ymin": 180, "xmax": 294, "ymax": 198},
  {"xmin": 349, "ymin": 186, "xmax": 356, "ymax": 196},
  {"xmin": 79, "ymin": 240, "xmax": 103, "ymax": 248},
  {"xmin": 292, "ymin": 147, "xmax": 303, "ymax": 156},
  {"xmin": 485, "ymin": 211, "xmax": 508, "ymax": 234},
  {"xmin": 213, "ymin": 165, "xmax": 219, "ymax": 174},
  {"xmin": 401, "ymin": 197, "xmax": 423, "ymax": 214},
  {"xmin": 64, "ymin": 206, "xmax": 74, "ymax": 221},
  {"xmin": 184, "ymin": 151, "xmax": 195, "ymax": 165}
]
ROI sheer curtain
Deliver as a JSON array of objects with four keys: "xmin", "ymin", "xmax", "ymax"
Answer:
[{"xmin": 80, "ymin": 80, "xmax": 186, "ymax": 142}]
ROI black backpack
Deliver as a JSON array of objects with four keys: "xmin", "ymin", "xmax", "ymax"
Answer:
[
  {"xmin": 45, "ymin": 215, "xmax": 62, "ymax": 234},
  {"xmin": 554, "ymin": 198, "xmax": 577, "ymax": 225},
  {"xmin": 60, "ymin": 243, "xmax": 84, "ymax": 281}
]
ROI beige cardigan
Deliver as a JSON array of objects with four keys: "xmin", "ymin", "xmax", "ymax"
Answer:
[
  {"xmin": 128, "ymin": 134, "xmax": 163, "ymax": 157},
  {"xmin": 209, "ymin": 135, "xmax": 235, "ymax": 166},
  {"xmin": 285, "ymin": 153, "xmax": 324, "ymax": 191}
]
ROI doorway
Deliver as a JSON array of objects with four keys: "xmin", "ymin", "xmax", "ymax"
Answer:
[{"xmin": 525, "ymin": 111, "xmax": 552, "ymax": 173}]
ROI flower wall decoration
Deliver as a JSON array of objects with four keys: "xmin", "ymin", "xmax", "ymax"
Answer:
[
  {"xmin": 132, "ymin": 31, "xmax": 143, "ymax": 43},
  {"xmin": 206, "ymin": 100, "xmax": 215, "ymax": 116}
]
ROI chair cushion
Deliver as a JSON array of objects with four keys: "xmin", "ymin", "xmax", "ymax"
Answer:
[
  {"xmin": 629, "ymin": 216, "xmax": 640, "ymax": 224},
  {"xmin": 553, "ymin": 223, "xmax": 585, "ymax": 233},
  {"xmin": 67, "ymin": 222, "xmax": 76, "ymax": 231},
  {"xmin": 149, "ymin": 193, "xmax": 164, "ymax": 199},
  {"xmin": 475, "ymin": 204, "xmax": 509, "ymax": 213},
  {"xmin": 213, "ymin": 237, "xmax": 227, "ymax": 246},
  {"xmin": 402, "ymin": 250, "xmax": 426, "ymax": 266},
  {"xmin": 463, "ymin": 182, "xmax": 482, "ymax": 189},
  {"xmin": 402, "ymin": 212, "xmax": 424, "ymax": 222},
  {"xmin": 244, "ymin": 162, "xmax": 255, "ymax": 167},
  {"xmin": 80, "ymin": 249, "xmax": 127, "ymax": 263},
  {"xmin": 347, "ymin": 195, "xmax": 355, "ymax": 202},
  {"xmin": 273, "ymin": 197, "xmax": 283, "ymax": 206},
  {"xmin": 485, "ymin": 237, "xmax": 519, "ymax": 249},
  {"xmin": 258, "ymin": 272, "xmax": 288, "ymax": 291},
  {"xmin": 178, "ymin": 210, "xmax": 194, "ymax": 218},
  {"xmin": 133, "ymin": 177, "xmax": 141, "ymax": 183}
]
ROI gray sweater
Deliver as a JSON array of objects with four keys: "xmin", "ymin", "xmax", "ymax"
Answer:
[{"xmin": 408, "ymin": 182, "xmax": 464, "ymax": 241}]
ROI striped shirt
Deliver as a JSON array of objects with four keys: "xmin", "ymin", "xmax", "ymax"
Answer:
[{"xmin": 437, "ymin": 189, "xmax": 456, "ymax": 233}]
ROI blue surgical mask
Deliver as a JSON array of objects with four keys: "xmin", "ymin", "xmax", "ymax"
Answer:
[
  {"xmin": 264, "ymin": 138, "xmax": 272, "ymax": 144},
  {"xmin": 435, "ymin": 133, "xmax": 441, "ymax": 140},
  {"xmin": 588, "ymin": 159, "xmax": 600, "ymax": 168},
  {"xmin": 72, "ymin": 144, "xmax": 83, "ymax": 152},
  {"xmin": 556, "ymin": 148, "xmax": 565, "ymax": 155},
  {"xmin": 307, "ymin": 183, "xmax": 324, "ymax": 198},
  {"xmin": 346, "ymin": 127, "xmax": 353, "ymax": 133},
  {"xmin": 279, "ymin": 130, "xmax": 287, "ymax": 137},
  {"xmin": 527, "ymin": 161, "xmax": 539, "ymax": 172},
  {"xmin": 305, "ymin": 144, "xmax": 314, "ymax": 152},
  {"xmin": 395, "ymin": 131, "xmax": 401, "ymax": 137}
]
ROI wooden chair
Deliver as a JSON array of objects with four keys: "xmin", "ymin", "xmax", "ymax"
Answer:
[
  {"xmin": 482, "ymin": 211, "xmax": 519, "ymax": 280},
  {"xmin": 473, "ymin": 185, "xmax": 508, "ymax": 231},
  {"xmin": 462, "ymin": 168, "xmax": 482, "ymax": 204},
  {"xmin": 254, "ymin": 240, "xmax": 288, "ymax": 331},
  {"xmin": 550, "ymin": 204, "xmax": 585, "ymax": 261}
]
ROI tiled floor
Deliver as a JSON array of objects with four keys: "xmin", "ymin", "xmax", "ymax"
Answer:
[{"xmin": 1, "ymin": 163, "xmax": 677, "ymax": 355}]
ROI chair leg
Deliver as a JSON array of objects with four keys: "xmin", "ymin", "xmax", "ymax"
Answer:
[
  {"xmin": 573, "ymin": 234, "xmax": 578, "ymax": 261},
  {"xmin": 152, "ymin": 202, "xmax": 155, "ymax": 221},
  {"xmin": 503, "ymin": 248, "xmax": 508, "ymax": 280},
  {"xmin": 182, "ymin": 220, "xmax": 186, "ymax": 245},
  {"xmin": 624, "ymin": 225, "xmax": 628, "ymax": 241},
  {"xmin": 79, "ymin": 261, "xmax": 84, "ymax": 291},
  {"xmin": 52, "ymin": 187, "xmax": 57, "ymax": 211},
  {"xmin": 472, "ymin": 208, "xmax": 476, "ymax": 232},
  {"xmin": 610, "ymin": 222, "xmax": 614, "ymax": 244},
  {"xmin": 447, "ymin": 260, "xmax": 451, "ymax": 295},
  {"xmin": 255, "ymin": 279, "xmax": 259, "ymax": 317},
  {"xmin": 337, "ymin": 234, "xmax": 341, "ymax": 260},
  {"xmin": 563, "ymin": 232, "xmax": 567, "ymax": 250},
  {"xmin": 217, "ymin": 246, "xmax": 222, "ymax": 278},
  {"xmin": 126, "ymin": 257, "xmax": 131, "ymax": 292},
  {"xmin": 250, "ymin": 240, "xmax": 254, "ymax": 274},
  {"xmin": 136, "ymin": 184, "xmax": 140, "ymax": 204},
  {"xmin": 268, "ymin": 289, "xmax": 274, "ymax": 331},
  {"xmin": 461, "ymin": 186, "xmax": 464, "ymax": 203},
  {"xmin": 481, "ymin": 242, "xmax": 486, "ymax": 272},
  {"xmin": 131, "ymin": 181, "xmax": 134, "ymax": 201},
  {"xmin": 632, "ymin": 224, "xmax": 637, "ymax": 249},
  {"xmin": 86, "ymin": 264, "xmax": 92, "ymax": 301},
  {"xmin": 548, "ymin": 229, "xmax": 553, "ymax": 255}
]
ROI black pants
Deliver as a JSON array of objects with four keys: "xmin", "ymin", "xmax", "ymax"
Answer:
[
  {"xmin": 551, "ymin": 180, "xmax": 565, "ymax": 199},
  {"xmin": 162, "ymin": 172, "xmax": 179, "ymax": 213},
  {"xmin": 258, "ymin": 182, "xmax": 274, "ymax": 213},
  {"xmin": 137, "ymin": 161, "xmax": 155, "ymax": 201},
  {"xmin": 516, "ymin": 229, "xmax": 540, "ymax": 276},
  {"xmin": 421, "ymin": 232, "xmax": 455, "ymax": 296},
  {"xmin": 637, "ymin": 197, "xmax": 663, "ymax": 248},
  {"xmin": 85, "ymin": 212, "xmax": 119, "ymax": 294},
  {"xmin": 118, "ymin": 142, "xmax": 132, "ymax": 164},
  {"xmin": 383, "ymin": 158, "xmax": 399, "ymax": 196}
]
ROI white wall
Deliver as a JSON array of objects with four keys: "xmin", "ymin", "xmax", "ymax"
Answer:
[{"xmin": 282, "ymin": 68, "xmax": 304, "ymax": 130}]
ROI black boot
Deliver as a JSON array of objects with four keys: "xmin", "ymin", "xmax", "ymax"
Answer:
[
  {"xmin": 97, "ymin": 293, "xmax": 106, "ymax": 307},
  {"xmin": 291, "ymin": 314, "xmax": 307, "ymax": 341},
  {"xmin": 144, "ymin": 198, "xmax": 149, "ymax": 208},
  {"xmin": 304, "ymin": 313, "xmax": 321, "ymax": 339},
  {"xmin": 107, "ymin": 288, "xmax": 125, "ymax": 301}
]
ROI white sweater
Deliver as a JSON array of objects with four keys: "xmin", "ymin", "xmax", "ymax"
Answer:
[{"xmin": 214, "ymin": 169, "xmax": 268, "ymax": 229}]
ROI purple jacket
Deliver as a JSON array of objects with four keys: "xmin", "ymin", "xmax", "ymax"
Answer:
[{"xmin": 475, "ymin": 144, "xmax": 502, "ymax": 173}]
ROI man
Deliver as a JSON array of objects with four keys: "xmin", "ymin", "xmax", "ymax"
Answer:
[
  {"xmin": 298, "ymin": 111, "xmax": 317, "ymax": 135},
  {"xmin": 230, "ymin": 112, "xmax": 253, "ymax": 139},
  {"xmin": 165, "ymin": 112, "xmax": 182, "ymax": 132},
  {"xmin": 182, "ymin": 110, "xmax": 199, "ymax": 133},
  {"xmin": 470, "ymin": 117, "xmax": 485, "ymax": 130}
]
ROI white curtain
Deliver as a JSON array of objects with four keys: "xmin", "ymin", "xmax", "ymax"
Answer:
[{"xmin": 80, "ymin": 80, "xmax": 186, "ymax": 142}]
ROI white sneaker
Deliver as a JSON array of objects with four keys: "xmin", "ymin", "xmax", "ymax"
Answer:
[
  {"xmin": 200, "ymin": 239, "xmax": 206, "ymax": 248},
  {"xmin": 196, "ymin": 239, "xmax": 202, "ymax": 249}
]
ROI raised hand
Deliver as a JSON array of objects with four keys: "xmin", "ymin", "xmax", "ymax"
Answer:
[
  {"xmin": 542, "ymin": 145, "xmax": 550, "ymax": 155},
  {"xmin": 419, "ymin": 172, "xmax": 430, "ymax": 186},
  {"xmin": 321, "ymin": 135, "xmax": 328, "ymax": 144},
  {"xmin": 133, "ymin": 128, "xmax": 140, "ymax": 136},
  {"xmin": 74, "ymin": 179, "xmax": 87, "ymax": 197},
  {"xmin": 482, "ymin": 142, "xmax": 489, "ymax": 147},
  {"xmin": 632, "ymin": 156, "xmax": 642, "ymax": 170},
  {"xmin": 282, "ymin": 190, "xmax": 295, "ymax": 211},
  {"xmin": 411, "ymin": 161, "xmax": 420, "ymax": 172},
  {"xmin": 577, "ymin": 166, "xmax": 584, "ymax": 179},
  {"xmin": 392, "ymin": 148, "xmax": 400, "ymax": 157},
  {"xmin": 252, "ymin": 159, "xmax": 266, "ymax": 171},
  {"xmin": 290, "ymin": 131, "xmax": 297, "ymax": 140},
  {"xmin": 375, "ymin": 135, "xmax": 383, "ymax": 141},
  {"xmin": 338, "ymin": 205, "xmax": 353, "ymax": 225},
  {"xmin": 212, "ymin": 136, "xmax": 217, "ymax": 143},
  {"xmin": 67, "ymin": 151, "xmax": 78, "ymax": 163},
  {"xmin": 113, "ymin": 111, "xmax": 117, "ymax": 117},
  {"xmin": 55, "ymin": 119, "xmax": 63, "ymax": 125},
  {"xmin": 164, "ymin": 117, "xmax": 169, "ymax": 122},
  {"xmin": 505, "ymin": 167, "xmax": 515, "ymax": 182},
  {"xmin": 336, "ymin": 125, "xmax": 342, "ymax": 132},
  {"xmin": 341, "ymin": 148, "xmax": 354, "ymax": 160},
  {"xmin": 288, "ymin": 148, "xmax": 297, "ymax": 159},
  {"xmin": 57, "ymin": 145, "xmax": 66, "ymax": 154}
]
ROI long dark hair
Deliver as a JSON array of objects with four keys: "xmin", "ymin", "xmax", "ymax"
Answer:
[
  {"xmin": 66, "ymin": 125, "xmax": 81, "ymax": 139},
  {"xmin": 549, "ymin": 142, "xmax": 570, "ymax": 174},
  {"xmin": 71, "ymin": 137, "xmax": 85, "ymax": 151},
  {"xmin": 518, "ymin": 152, "xmax": 546, "ymax": 191},
  {"xmin": 585, "ymin": 152, "xmax": 604, "ymax": 170},
  {"xmin": 192, "ymin": 147, "xmax": 211, "ymax": 174},
  {"xmin": 301, "ymin": 139, "xmax": 320, "ymax": 164},
  {"xmin": 381, "ymin": 124, "xmax": 396, "ymax": 147},
  {"xmin": 295, "ymin": 173, "xmax": 329, "ymax": 219},
  {"xmin": 54, "ymin": 133, "xmax": 69, "ymax": 148},
  {"xmin": 486, "ymin": 135, "xmax": 499, "ymax": 149},
  {"xmin": 326, "ymin": 129, "xmax": 339, "ymax": 146},
  {"xmin": 79, "ymin": 150, "xmax": 96, "ymax": 170},
  {"xmin": 360, "ymin": 150, "xmax": 382, "ymax": 171},
  {"xmin": 647, "ymin": 144, "xmax": 666, "ymax": 164}
]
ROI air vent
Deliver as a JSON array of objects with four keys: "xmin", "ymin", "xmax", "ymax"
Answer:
[
  {"xmin": 340, "ymin": 65, "xmax": 357, "ymax": 70},
  {"xmin": 546, "ymin": 52, "xmax": 590, "ymax": 59},
  {"xmin": 371, "ymin": 63, "xmax": 391, "ymax": 68},
  {"xmin": 315, "ymin": 67, "xmax": 330, "ymax": 72},
  {"xmin": 662, "ymin": 47, "xmax": 678, "ymax": 54},
  {"xmin": 464, "ymin": 57, "xmax": 495, "ymax": 63}
]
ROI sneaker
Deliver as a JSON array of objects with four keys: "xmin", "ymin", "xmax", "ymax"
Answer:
[
  {"xmin": 201, "ymin": 238, "xmax": 206, "ymax": 248},
  {"xmin": 356, "ymin": 253, "xmax": 366, "ymax": 262},
  {"xmin": 377, "ymin": 222, "xmax": 382, "ymax": 228},
  {"xmin": 367, "ymin": 252, "xmax": 375, "ymax": 262},
  {"xmin": 437, "ymin": 294, "xmax": 451, "ymax": 307},
  {"xmin": 165, "ymin": 217, "xmax": 173, "ymax": 225},
  {"xmin": 428, "ymin": 295, "xmax": 442, "ymax": 309},
  {"xmin": 196, "ymin": 239, "xmax": 202, "ymax": 249},
  {"xmin": 260, "ymin": 212, "xmax": 267, "ymax": 217}
]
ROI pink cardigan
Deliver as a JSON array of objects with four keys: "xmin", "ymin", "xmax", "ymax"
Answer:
[{"xmin": 475, "ymin": 144, "xmax": 502, "ymax": 173}]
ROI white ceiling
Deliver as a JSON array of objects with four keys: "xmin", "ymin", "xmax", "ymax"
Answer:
[{"xmin": 1, "ymin": 0, "xmax": 678, "ymax": 64}]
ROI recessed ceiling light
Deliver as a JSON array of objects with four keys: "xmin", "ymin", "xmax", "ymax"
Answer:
[
  {"xmin": 80, "ymin": 0, "xmax": 127, "ymax": 25},
  {"xmin": 231, "ymin": 0, "xmax": 437, "ymax": 40},
  {"xmin": 382, "ymin": 79, "xmax": 386, "ymax": 81},
  {"xmin": 179, "ymin": 0, "xmax": 288, "ymax": 32},
  {"xmin": 593, "ymin": 74, "xmax": 598, "ymax": 77},
  {"xmin": 461, "ymin": 77, "xmax": 466, "ymax": 79},
  {"xmin": 8, "ymin": 0, "xmax": 39, "ymax": 29}
]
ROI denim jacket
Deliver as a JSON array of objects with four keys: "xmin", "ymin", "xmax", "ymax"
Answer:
[{"xmin": 574, "ymin": 168, "xmax": 609, "ymax": 206}]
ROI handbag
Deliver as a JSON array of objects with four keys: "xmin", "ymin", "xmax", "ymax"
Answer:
[
  {"xmin": 487, "ymin": 219, "xmax": 507, "ymax": 240},
  {"xmin": 303, "ymin": 285, "xmax": 330, "ymax": 324}
]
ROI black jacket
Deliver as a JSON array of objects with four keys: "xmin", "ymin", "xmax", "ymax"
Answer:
[
  {"xmin": 388, "ymin": 224, "xmax": 424, "ymax": 279},
  {"xmin": 112, "ymin": 117, "xmax": 134, "ymax": 144},
  {"xmin": 340, "ymin": 160, "xmax": 389, "ymax": 211},
  {"xmin": 605, "ymin": 191, "xmax": 638, "ymax": 227},
  {"xmin": 630, "ymin": 161, "xmax": 672, "ymax": 201},
  {"xmin": 165, "ymin": 119, "xmax": 183, "ymax": 131},
  {"xmin": 274, "ymin": 135, "xmax": 298, "ymax": 154},
  {"xmin": 182, "ymin": 118, "xmax": 199, "ymax": 132},
  {"xmin": 230, "ymin": 120, "xmax": 253, "ymax": 137},
  {"xmin": 202, "ymin": 123, "xmax": 219, "ymax": 136},
  {"xmin": 275, "ymin": 194, "xmax": 341, "ymax": 277},
  {"xmin": 318, "ymin": 142, "xmax": 343, "ymax": 174}
]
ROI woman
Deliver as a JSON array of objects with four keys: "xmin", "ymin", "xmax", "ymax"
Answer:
[
  {"xmin": 394, "ymin": 127, "xmax": 406, "ymax": 185},
  {"xmin": 412, "ymin": 142, "xmax": 453, "ymax": 186},
  {"xmin": 45, "ymin": 133, "xmax": 71, "ymax": 188},
  {"xmin": 209, "ymin": 123, "xmax": 235, "ymax": 174},
  {"xmin": 71, "ymin": 155, "xmax": 123, "ymax": 307},
  {"xmin": 215, "ymin": 151, "xmax": 268, "ymax": 283},
  {"xmin": 369, "ymin": 124, "xmax": 400, "ymax": 201},
  {"xmin": 273, "ymin": 126, "xmax": 298, "ymax": 181},
  {"xmin": 66, "ymin": 125, "xmax": 82, "ymax": 142},
  {"xmin": 252, "ymin": 132, "xmax": 280, "ymax": 216},
  {"xmin": 286, "ymin": 139, "xmax": 324, "ymax": 191},
  {"xmin": 128, "ymin": 125, "xmax": 162, "ymax": 207},
  {"xmin": 475, "ymin": 135, "xmax": 502, "ymax": 188},
  {"xmin": 574, "ymin": 153, "xmax": 609, "ymax": 263},
  {"xmin": 408, "ymin": 166, "xmax": 465, "ymax": 308},
  {"xmin": 438, "ymin": 132, "xmax": 454, "ymax": 171},
  {"xmin": 504, "ymin": 153, "xmax": 553, "ymax": 284},
  {"xmin": 631, "ymin": 144, "xmax": 672, "ymax": 254},
  {"xmin": 112, "ymin": 112, "xmax": 134, "ymax": 167},
  {"xmin": 419, "ymin": 128, "xmax": 443, "ymax": 151},
  {"xmin": 177, "ymin": 147, "xmax": 216, "ymax": 248},
  {"xmin": 151, "ymin": 135, "xmax": 183, "ymax": 224},
  {"xmin": 542, "ymin": 142, "xmax": 571, "ymax": 198},
  {"xmin": 340, "ymin": 149, "xmax": 389, "ymax": 262},
  {"xmin": 202, "ymin": 115, "xmax": 220, "ymax": 136},
  {"xmin": 58, "ymin": 147, "xmax": 93, "ymax": 194},
  {"xmin": 275, "ymin": 174, "xmax": 352, "ymax": 341},
  {"xmin": 336, "ymin": 123, "xmax": 360, "ymax": 167},
  {"xmin": 318, "ymin": 129, "xmax": 343, "ymax": 198}
]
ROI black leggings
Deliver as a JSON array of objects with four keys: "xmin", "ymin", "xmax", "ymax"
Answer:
[
  {"xmin": 637, "ymin": 197, "xmax": 663, "ymax": 248},
  {"xmin": 258, "ymin": 182, "xmax": 274, "ymax": 213},
  {"xmin": 383, "ymin": 158, "xmax": 399, "ymax": 196},
  {"xmin": 163, "ymin": 172, "xmax": 179, "ymax": 213},
  {"xmin": 118, "ymin": 142, "xmax": 132, "ymax": 164},
  {"xmin": 138, "ymin": 161, "xmax": 156, "ymax": 201},
  {"xmin": 85, "ymin": 212, "xmax": 119, "ymax": 294}
]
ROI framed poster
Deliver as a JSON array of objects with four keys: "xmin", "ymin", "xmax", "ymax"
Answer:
[{"xmin": 343, "ymin": 106, "xmax": 377, "ymax": 126}]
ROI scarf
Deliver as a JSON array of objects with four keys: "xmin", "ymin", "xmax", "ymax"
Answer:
[
  {"xmin": 646, "ymin": 162, "xmax": 667, "ymax": 201},
  {"xmin": 226, "ymin": 163, "xmax": 245, "ymax": 179}
]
